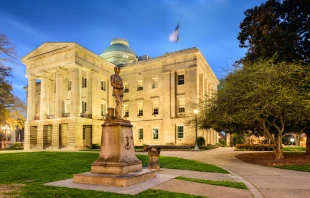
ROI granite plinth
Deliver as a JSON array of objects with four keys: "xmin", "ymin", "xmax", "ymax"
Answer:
[
  {"xmin": 91, "ymin": 161, "xmax": 142, "ymax": 174},
  {"xmin": 74, "ymin": 168, "xmax": 156, "ymax": 187}
]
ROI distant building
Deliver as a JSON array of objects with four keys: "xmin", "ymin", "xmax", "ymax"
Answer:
[{"xmin": 22, "ymin": 39, "xmax": 219, "ymax": 150}]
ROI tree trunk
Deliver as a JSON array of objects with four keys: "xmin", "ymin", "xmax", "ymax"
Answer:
[
  {"xmin": 274, "ymin": 135, "xmax": 284, "ymax": 160},
  {"xmin": 306, "ymin": 132, "xmax": 310, "ymax": 155}
]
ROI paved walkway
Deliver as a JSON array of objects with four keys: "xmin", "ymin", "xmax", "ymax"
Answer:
[{"xmin": 158, "ymin": 147, "xmax": 310, "ymax": 198}]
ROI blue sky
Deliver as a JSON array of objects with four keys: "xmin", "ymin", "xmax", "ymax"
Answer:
[{"xmin": 0, "ymin": 0, "xmax": 266, "ymax": 102}]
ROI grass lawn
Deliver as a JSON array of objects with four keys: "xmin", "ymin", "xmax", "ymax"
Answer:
[
  {"xmin": 275, "ymin": 165, "xmax": 310, "ymax": 172},
  {"xmin": 0, "ymin": 152, "xmax": 227, "ymax": 197},
  {"xmin": 176, "ymin": 176, "xmax": 248, "ymax": 189},
  {"xmin": 283, "ymin": 147, "xmax": 306, "ymax": 152}
]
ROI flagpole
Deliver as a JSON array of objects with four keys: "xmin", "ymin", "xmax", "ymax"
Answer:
[{"xmin": 178, "ymin": 22, "xmax": 180, "ymax": 51}]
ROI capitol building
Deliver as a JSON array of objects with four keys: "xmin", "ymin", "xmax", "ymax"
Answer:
[{"xmin": 22, "ymin": 38, "xmax": 219, "ymax": 150}]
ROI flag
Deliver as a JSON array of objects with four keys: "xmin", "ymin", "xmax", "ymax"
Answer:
[{"xmin": 169, "ymin": 23, "xmax": 179, "ymax": 42}]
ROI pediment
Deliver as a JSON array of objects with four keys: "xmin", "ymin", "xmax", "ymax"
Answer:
[{"xmin": 21, "ymin": 42, "xmax": 76, "ymax": 63}]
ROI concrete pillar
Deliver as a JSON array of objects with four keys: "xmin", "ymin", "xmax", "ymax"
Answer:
[
  {"xmin": 71, "ymin": 68, "xmax": 80, "ymax": 117},
  {"xmin": 55, "ymin": 71, "xmax": 63, "ymax": 118},
  {"xmin": 52, "ymin": 122, "xmax": 59, "ymax": 149},
  {"xmin": 37, "ymin": 124, "xmax": 44, "ymax": 149},
  {"xmin": 39, "ymin": 76, "xmax": 48, "ymax": 120},
  {"xmin": 27, "ymin": 76, "xmax": 36, "ymax": 121}
]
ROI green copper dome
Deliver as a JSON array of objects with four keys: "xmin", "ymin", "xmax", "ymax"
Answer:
[
  {"xmin": 103, "ymin": 43, "xmax": 136, "ymax": 55},
  {"xmin": 100, "ymin": 38, "xmax": 138, "ymax": 65},
  {"xmin": 102, "ymin": 38, "xmax": 136, "ymax": 55}
]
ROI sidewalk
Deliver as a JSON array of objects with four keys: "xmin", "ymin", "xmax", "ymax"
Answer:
[{"xmin": 160, "ymin": 147, "xmax": 310, "ymax": 198}]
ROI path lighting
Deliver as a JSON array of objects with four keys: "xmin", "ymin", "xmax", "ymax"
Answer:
[
  {"xmin": 194, "ymin": 109, "xmax": 199, "ymax": 151},
  {"xmin": 2, "ymin": 125, "xmax": 10, "ymax": 142},
  {"xmin": 290, "ymin": 138, "xmax": 294, "ymax": 145}
]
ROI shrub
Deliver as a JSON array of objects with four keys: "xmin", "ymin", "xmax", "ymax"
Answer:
[
  {"xmin": 235, "ymin": 144, "xmax": 275, "ymax": 151},
  {"xmin": 215, "ymin": 142, "xmax": 222, "ymax": 147},
  {"xmin": 197, "ymin": 137, "xmax": 205, "ymax": 146},
  {"xmin": 92, "ymin": 144, "xmax": 100, "ymax": 149},
  {"xmin": 219, "ymin": 140, "xmax": 226, "ymax": 146},
  {"xmin": 200, "ymin": 144, "xmax": 218, "ymax": 150},
  {"xmin": 11, "ymin": 143, "xmax": 22, "ymax": 148}
]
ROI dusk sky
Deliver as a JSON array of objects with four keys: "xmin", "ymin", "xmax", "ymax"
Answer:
[{"xmin": 0, "ymin": 0, "xmax": 266, "ymax": 102}]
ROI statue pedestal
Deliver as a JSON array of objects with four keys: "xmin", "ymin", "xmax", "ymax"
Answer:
[{"xmin": 74, "ymin": 119, "xmax": 156, "ymax": 186}]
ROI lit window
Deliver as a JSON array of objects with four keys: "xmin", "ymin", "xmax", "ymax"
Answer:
[
  {"xmin": 137, "ymin": 103, "xmax": 143, "ymax": 116},
  {"xmin": 68, "ymin": 81, "xmax": 71, "ymax": 91},
  {"xmin": 137, "ymin": 81, "xmax": 143, "ymax": 91},
  {"xmin": 178, "ymin": 74, "xmax": 184, "ymax": 85},
  {"xmin": 178, "ymin": 98, "xmax": 185, "ymax": 113},
  {"xmin": 82, "ymin": 101, "xmax": 87, "ymax": 113},
  {"xmin": 177, "ymin": 126, "xmax": 184, "ymax": 139},
  {"xmin": 124, "ymin": 83, "xmax": 129, "ymax": 92},
  {"xmin": 153, "ymin": 127, "xmax": 159, "ymax": 139},
  {"xmin": 82, "ymin": 77, "xmax": 87, "ymax": 88},
  {"xmin": 152, "ymin": 78, "xmax": 158, "ymax": 89},
  {"xmin": 138, "ymin": 128, "xmax": 143, "ymax": 140},
  {"xmin": 124, "ymin": 104, "xmax": 129, "ymax": 117},
  {"xmin": 101, "ymin": 81, "xmax": 106, "ymax": 91},
  {"xmin": 153, "ymin": 101, "xmax": 158, "ymax": 115}
]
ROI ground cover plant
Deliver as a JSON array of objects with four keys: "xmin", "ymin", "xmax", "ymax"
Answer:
[
  {"xmin": 0, "ymin": 152, "xmax": 227, "ymax": 197},
  {"xmin": 235, "ymin": 152, "xmax": 310, "ymax": 172}
]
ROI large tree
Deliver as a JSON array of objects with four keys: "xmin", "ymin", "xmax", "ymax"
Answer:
[
  {"xmin": 0, "ymin": 32, "xmax": 25, "ymax": 131},
  {"xmin": 238, "ymin": 0, "xmax": 310, "ymax": 63},
  {"xmin": 200, "ymin": 59, "xmax": 310, "ymax": 159}
]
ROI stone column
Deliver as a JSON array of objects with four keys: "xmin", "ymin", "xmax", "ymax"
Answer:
[
  {"xmin": 55, "ymin": 71, "xmax": 63, "ymax": 118},
  {"xmin": 37, "ymin": 124, "xmax": 44, "ymax": 149},
  {"xmin": 24, "ymin": 122, "xmax": 31, "ymax": 150},
  {"xmin": 170, "ymin": 72, "xmax": 176, "ymax": 118},
  {"xmin": 67, "ymin": 122, "xmax": 83, "ymax": 150},
  {"xmin": 71, "ymin": 68, "xmax": 80, "ymax": 117},
  {"xmin": 27, "ymin": 75, "xmax": 36, "ymax": 121},
  {"xmin": 162, "ymin": 71, "xmax": 171, "ymax": 119},
  {"xmin": 52, "ymin": 122, "xmax": 59, "ymax": 149},
  {"xmin": 39, "ymin": 76, "xmax": 48, "ymax": 120}
]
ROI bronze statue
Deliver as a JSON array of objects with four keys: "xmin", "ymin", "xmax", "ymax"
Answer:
[{"xmin": 110, "ymin": 66, "xmax": 123, "ymax": 119}]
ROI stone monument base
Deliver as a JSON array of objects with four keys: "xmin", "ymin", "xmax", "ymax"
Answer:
[
  {"xmin": 91, "ymin": 161, "xmax": 142, "ymax": 175},
  {"xmin": 73, "ymin": 168, "xmax": 156, "ymax": 187}
]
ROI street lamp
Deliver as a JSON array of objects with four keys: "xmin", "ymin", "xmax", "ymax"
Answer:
[{"xmin": 194, "ymin": 109, "xmax": 199, "ymax": 151}]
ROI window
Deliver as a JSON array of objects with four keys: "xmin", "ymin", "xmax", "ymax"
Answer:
[
  {"xmin": 124, "ymin": 104, "xmax": 129, "ymax": 117},
  {"xmin": 101, "ymin": 103, "xmax": 106, "ymax": 116},
  {"xmin": 178, "ymin": 74, "xmax": 184, "ymax": 85},
  {"xmin": 83, "ymin": 128, "xmax": 85, "ymax": 140},
  {"xmin": 68, "ymin": 81, "xmax": 72, "ymax": 91},
  {"xmin": 138, "ymin": 128, "xmax": 143, "ymax": 140},
  {"xmin": 101, "ymin": 81, "xmax": 106, "ymax": 91},
  {"xmin": 124, "ymin": 83, "xmax": 129, "ymax": 93},
  {"xmin": 137, "ymin": 103, "xmax": 143, "ymax": 116},
  {"xmin": 177, "ymin": 126, "xmax": 184, "ymax": 139},
  {"xmin": 178, "ymin": 98, "xmax": 185, "ymax": 113},
  {"xmin": 82, "ymin": 77, "xmax": 87, "ymax": 88},
  {"xmin": 153, "ymin": 127, "xmax": 159, "ymax": 139},
  {"xmin": 152, "ymin": 78, "xmax": 158, "ymax": 89},
  {"xmin": 152, "ymin": 101, "xmax": 158, "ymax": 115},
  {"xmin": 82, "ymin": 101, "xmax": 87, "ymax": 113},
  {"xmin": 137, "ymin": 81, "xmax": 143, "ymax": 91}
]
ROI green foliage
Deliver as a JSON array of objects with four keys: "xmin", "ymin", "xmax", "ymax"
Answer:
[
  {"xmin": 200, "ymin": 59, "xmax": 310, "ymax": 159},
  {"xmin": 219, "ymin": 140, "xmax": 226, "ymax": 146},
  {"xmin": 235, "ymin": 144, "xmax": 275, "ymax": 151},
  {"xmin": 11, "ymin": 143, "xmax": 22, "ymax": 148},
  {"xmin": 91, "ymin": 144, "xmax": 100, "ymax": 149},
  {"xmin": 283, "ymin": 147, "xmax": 306, "ymax": 152},
  {"xmin": 197, "ymin": 136, "xmax": 205, "ymax": 146},
  {"xmin": 176, "ymin": 176, "xmax": 248, "ymax": 189},
  {"xmin": 199, "ymin": 144, "xmax": 218, "ymax": 150},
  {"xmin": 275, "ymin": 164, "xmax": 310, "ymax": 172},
  {"xmin": 238, "ymin": 0, "xmax": 310, "ymax": 63},
  {"xmin": 136, "ymin": 154, "xmax": 227, "ymax": 173}
]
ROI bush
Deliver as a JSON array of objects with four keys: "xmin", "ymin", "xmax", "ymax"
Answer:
[
  {"xmin": 215, "ymin": 142, "xmax": 222, "ymax": 147},
  {"xmin": 219, "ymin": 140, "xmax": 226, "ymax": 146},
  {"xmin": 235, "ymin": 144, "xmax": 275, "ymax": 151},
  {"xmin": 92, "ymin": 144, "xmax": 100, "ymax": 149},
  {"xmin": 197, "ymin": 137, "xmax": 205, "ymax": 146},
  {"xmin": 11, "ymin": 143, "xmax": 23, "ymax": 149},
  {"xmin": 200, "ymin": 144, "xmax": 218, "ymax": 150}
]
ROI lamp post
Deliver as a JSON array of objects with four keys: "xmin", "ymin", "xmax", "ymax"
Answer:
[{"xmin": 194, "ymin": 109, "xmax": 199, "ymax": 151}]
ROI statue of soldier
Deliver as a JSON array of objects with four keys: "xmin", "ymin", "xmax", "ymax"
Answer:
[{"xmin": 110, "ymin": 66, "xmax": 123, "ymax": 119}]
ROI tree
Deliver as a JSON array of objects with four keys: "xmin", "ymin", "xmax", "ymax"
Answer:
[
  {"xmin": 0, "ymin": 32, "xmax": 25, "ymax": 130},
  {"xmin": 200, "ymin": 59, "xmax": 310, "ymax": 159},
  {"xmin": 238, "ymin": 0, "xmax": 310, "ymax": 63}
]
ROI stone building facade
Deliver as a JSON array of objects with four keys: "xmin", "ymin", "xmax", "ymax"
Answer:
[{"xmin": 22, "ymin": 39, "xmax": 219, "ymax": 150}]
